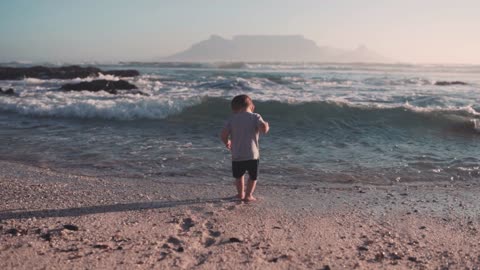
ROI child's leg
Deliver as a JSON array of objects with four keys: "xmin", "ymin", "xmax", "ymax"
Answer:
[
  {"xmin": 245, "ymin": 179, "xmax": 257, "ymax": 202},
  {"xmin": 235, "ymin": 175, "xmax": 245, "ymax": 200},
  {"xmin": 245, "ymin": 160, "xmax": 259, "ymax": 202}
]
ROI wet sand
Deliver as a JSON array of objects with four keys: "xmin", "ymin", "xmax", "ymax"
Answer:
[{"xmin": 1, "ymin": 160, "xmax": 479, "ymax": 269}]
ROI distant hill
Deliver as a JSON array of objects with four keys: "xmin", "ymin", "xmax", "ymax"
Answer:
[{"xmin": 162, "ymin": 35, "xmax": 392, "ymax": 63}]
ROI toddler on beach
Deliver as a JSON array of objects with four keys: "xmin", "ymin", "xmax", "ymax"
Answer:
[{"xmin": 221, "ymin": 95, "xmax": 270, "ymax": 202}]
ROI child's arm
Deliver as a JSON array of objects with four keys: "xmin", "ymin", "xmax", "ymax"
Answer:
[
  {"xmin": 259, "ymin": 121, "xmax": 270, "ymax": 134},
  {"xmin": 220, "ymin": 128, "xmax": 231, "ymax": 149},
  {"xmin": 255, "ymin": 114, "xmax": 270, "ymax": 134}
]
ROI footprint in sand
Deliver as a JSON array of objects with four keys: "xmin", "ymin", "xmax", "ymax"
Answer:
[
  {"xmin": 226, "ymin": 205, "xmax": 237, "ymax": 211},
  {"xmin": 209, "ymin": 230, "xmax": 221, "ymax": 237},
  {"xmin": 202, "ymin": 230, "xmax": 221, "ymax": 248},
  {"xmin": 203, "ymin": 221, "xmax": 215, "ymax": 230},
  {"xmin": 180, "ymin": 218, "xmax": 195, "ymax": 232},
  {"xmin": 200, "ymin": 221, "xmax": 222, "ymax": 248},
  {"xmin": 204, "ymin": 237, "xmax": 216, "ymax": 248},
  {"xmin": 164, "ymin": 236, "xmax": 184, "ymax": 253}
]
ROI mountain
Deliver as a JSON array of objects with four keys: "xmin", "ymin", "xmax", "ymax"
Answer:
[
  {"xmin": 162, "ymin": 35, "xmax": 392, "ymax": 63},
  {"xmin": 334, "ymin": 45, "xmax": 390, "ymax": 63}
]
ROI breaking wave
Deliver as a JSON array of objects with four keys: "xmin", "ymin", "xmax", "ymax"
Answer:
[{"xmin": 1, "ymin": 94, "xmax": 478, "ymax": 135}]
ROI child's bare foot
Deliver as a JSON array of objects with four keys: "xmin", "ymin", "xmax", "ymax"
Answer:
[
  {"xmin": 244, "ymin": 195, "xmax": 256, "ymax": 202},
  {"xmin": 237, "ymin": 192, "xmax": 245, "ymax": 200}
]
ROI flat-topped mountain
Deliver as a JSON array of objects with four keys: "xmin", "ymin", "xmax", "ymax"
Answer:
[{"xmin": 163, "ymin": 35, "xmax": 391, "ymax": 63}]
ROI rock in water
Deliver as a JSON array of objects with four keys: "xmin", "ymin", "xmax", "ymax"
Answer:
[
  {"xmin": 0, "ymin": 88, "xmax": 15, "ymax": 95},
  {"xmin": 434, "ymin": 81, "xmax": 467, "ymax": 86},
  {"xmin": 104, "ymin": 70, "xmax": 140, "ymax": 77},
  {"xmin": 61, "ymin": 79, "xmax": 138, "ymax": 94},
  {"xmin": 0, "ymin": 65, "xmax": 139, "ymax": 80}
]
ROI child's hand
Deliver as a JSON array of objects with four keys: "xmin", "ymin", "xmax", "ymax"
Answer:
[{"xmin": 225, "ymin": 140, "xmax": 231, "ymax": 150}]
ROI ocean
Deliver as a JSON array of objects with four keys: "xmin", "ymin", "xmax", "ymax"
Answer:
[{"xmin": 0, "ymin": 63, "xmax": 479, "ymax": 185}]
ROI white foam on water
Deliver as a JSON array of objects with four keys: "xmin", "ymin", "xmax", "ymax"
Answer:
[
  {"xmin": 71, "ymin": 73, "xmax": 120, "ymax": 82},
  {"xmin": 457, "ymin": 166, "xmax": 480, "ymax": 172},
  {"xmin": 24, "ymin": 78, "xmax": 46, "ymax": 84},
  {"xmin": 2, "ymin": 63, "xmax": 479, "ymax": 122},
  {"xmin": 2, "ymin": 82, "xmax": 478, "ymax": 121},
  {"xmin": 0, "ymin": 91, "xmax": 204, "ymax": 120}
]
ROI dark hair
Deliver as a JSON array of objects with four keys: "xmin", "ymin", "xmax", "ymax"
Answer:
[{"xmin": 231, "ymin": 94, "xmax": 253, "ymax": 111}]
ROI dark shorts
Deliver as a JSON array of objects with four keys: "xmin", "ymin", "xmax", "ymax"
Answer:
[{"xmin": 232, "ymin": 159, "xmax": 259, "ymax": 181}]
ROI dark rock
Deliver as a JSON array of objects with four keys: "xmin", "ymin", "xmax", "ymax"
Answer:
[
  {"xmin": 0, "ymin": 88, "xmax": 15, "ymax": 95},
  {"xmin": 41, "ymin": 232, "xmax": 52, "ymax": 241},
  {"xmin": 61, "ymin": 79, "xmax": 138, "ymax": 94},
  {"xmin": 363, "ymin": 239, "xmax": 374, "ymax": 246},
  {"xmin": 269, "ymin": 257, "xmax": 279, "ymax": 263},
  {"xmin": 268, "ymin": 255, "xmax": 291, "ymax": 263},
  {"xmin": 375, "ymin": 252, "xmax": 386, "ymax": 262},
  {"xmin": 408, "ymin": 256, "xmax": 418, "ymax": 262},
  {"xmin": 0, "ymin": 65, "xmax": 140, "ymax": 80},
  {"xmin": 419, "ymin": 226, "xmax": 426, "ymax": 230},
  {"xmin": 389, "ymin": 253, "xmax": 402, "ymax": 260},
  {"xmin": 111, "ymin": 234, "xmax": 129, "ymax": 242},
  {"xmin": 63, "ymin": 224, "xmax": 79, "ymax": 231},
  {"xmin": 176, "ymin": 246, "xmax": 184, "ymax": 252},
  {"xmin": 67, "ymin": 254, "xmax": 83, "ymax": 260},
  {"xmin": 0, "ymin": 65, "xmax": 98, "ymax": 80},
  {"xmin": 5, "ymin": 228, "xmax": 20, "ymax": 236},
  {"xmin": 435, "ymin": 81, "xmax": 468, "ymax": 86},
  {"xmin": 93, "ymin": 244, "xmax": 110, "ymax": 249},
  {"xmin": 104, "ymin": 70, "xmax": 140, "ymax": 77},
  {"xmin": 229, "ymin": 237, "xmax": 243, "ymax": 243},
  {"xmin": 58, "ymin": 246, "xmax": 79, "ymax": 253},
  {"xmin": 321, "ymin": 265, "xmax": 331, "ymax": 270},
  {"xmin": 357, "ymin": 246, "xmax": 369, "ymax": 251},
  {"xmin": 158, "ymin": 251, "xmax": 168, "ymax": 261}
]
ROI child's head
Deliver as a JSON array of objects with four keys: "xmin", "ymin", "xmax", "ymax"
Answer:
[{"xmin": 231, "ymin": 94, "xmax": 254, "ymax": 112}]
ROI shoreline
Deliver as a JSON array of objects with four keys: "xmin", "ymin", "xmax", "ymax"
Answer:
[{"xmin": 1, "ymin": 160, "xmax": 479, "ymax": 269}]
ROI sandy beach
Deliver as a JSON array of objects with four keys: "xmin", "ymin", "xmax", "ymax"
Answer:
[
  {"xmin": 2, "ymin": 1, "xmax": 480, "ymax": 269},
  {"xmin": 0, "ymin": 160, "xmax": 479, "ymax": 269}
]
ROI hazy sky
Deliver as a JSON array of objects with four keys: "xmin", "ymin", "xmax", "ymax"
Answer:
[{"xmin": 1, "ymin": 0, "xmax": 479, "ymax": 64}]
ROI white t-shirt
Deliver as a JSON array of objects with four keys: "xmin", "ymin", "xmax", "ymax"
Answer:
[{"xmin": 224, "ymin": 112, "xmax": 265, "ymax": 161}]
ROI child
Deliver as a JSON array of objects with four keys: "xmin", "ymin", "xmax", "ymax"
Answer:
[{"xmin": 220, "ymin": 95, "xmax": 270, "ymax": 202}]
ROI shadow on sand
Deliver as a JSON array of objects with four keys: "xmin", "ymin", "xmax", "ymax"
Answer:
[{"xmin": 0, "ymin": 197, "xmax": 237, "ymax": 221}]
